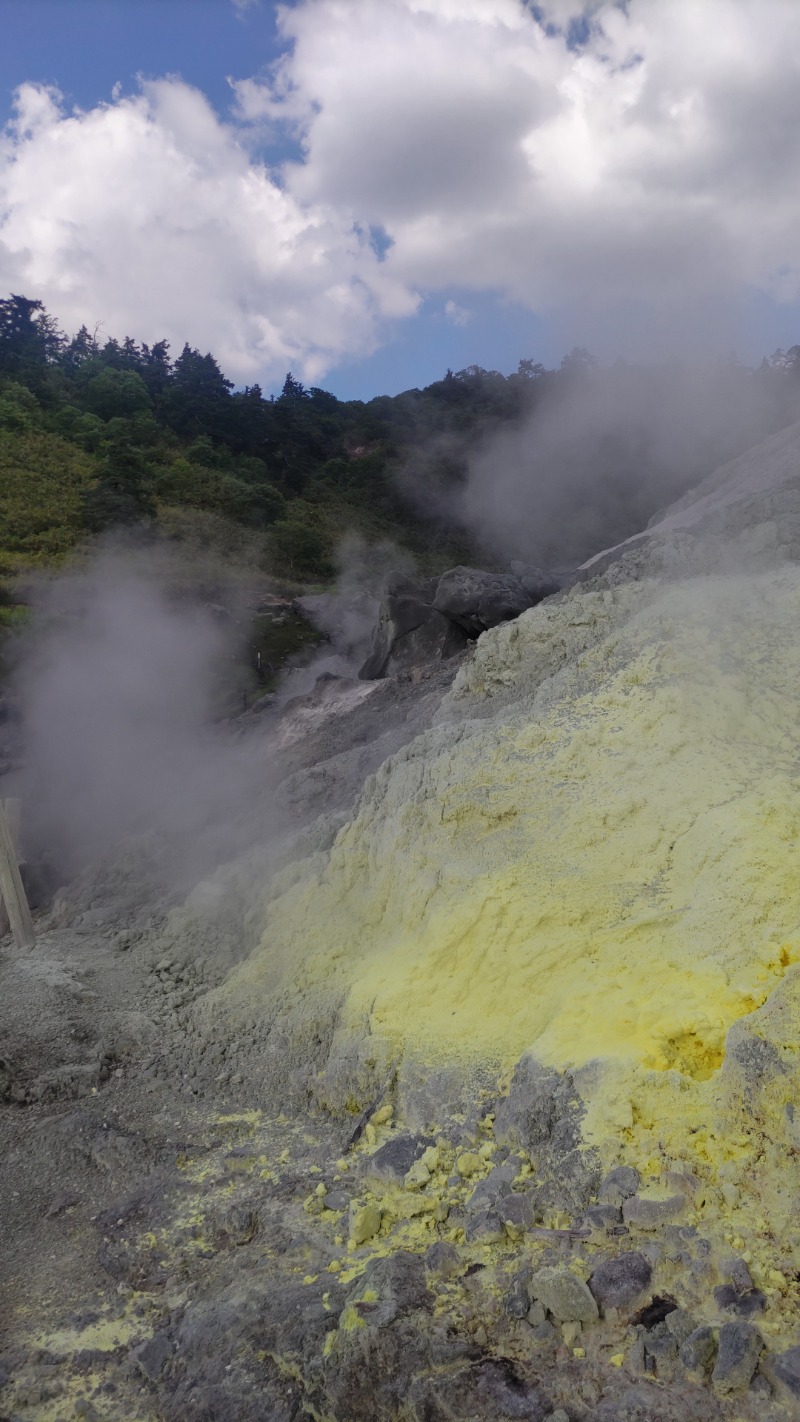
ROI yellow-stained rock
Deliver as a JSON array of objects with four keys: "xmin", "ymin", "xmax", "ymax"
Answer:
[{"xmin": 349, "ymin": 1201, "xmax": 382, "ymax": 1246}]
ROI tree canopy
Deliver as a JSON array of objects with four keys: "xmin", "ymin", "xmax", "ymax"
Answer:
[{"xmin": 1, "ymin": 291, "xmax": 798, "ymax": 581}]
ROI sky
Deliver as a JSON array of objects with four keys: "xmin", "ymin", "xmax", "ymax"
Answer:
[{"xmin": 2, "ymin": 0, "xmax": 800, "ymax": 400}]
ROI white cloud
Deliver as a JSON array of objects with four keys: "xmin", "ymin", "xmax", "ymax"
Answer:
[
  {"xmin": 243, "ymin": 0, "xmax": 800, "ymax": 355},
  {"xmin": 444, "ymin": 299, "xmax": 471, "ymax": 327},
  {"xmin": 3, "ymin": 2, "xmax": 800, "ymax": 383},
  {"xmin": 0, "ymin": 78, "xmax": 416, "ymax": 384}
]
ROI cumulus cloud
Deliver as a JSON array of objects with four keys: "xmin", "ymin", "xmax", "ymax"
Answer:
[
  {"xmin": 246, "ymin": 0, "xmax": 800, "ymax": 356},
  {"xmin": 0, "ymin": 78, "xmax": 416, "ymax": 384},
  {"xmin": 2, "ymin": 1, "xmax": 800, "ymax": 381}
]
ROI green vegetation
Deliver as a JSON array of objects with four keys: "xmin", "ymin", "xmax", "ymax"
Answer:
[
  {"xmin": 2, "ymin": 291, "xmax": 800, "ymax": 610},
  {"xmin": 0, "ymin": 294, "xmax": 494, "ymax": 593}
]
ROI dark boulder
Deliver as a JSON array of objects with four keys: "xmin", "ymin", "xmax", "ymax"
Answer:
[
  {"xmin": 510, "ymin": 561, "xmax": 563, "ymax": 601},
  {"xmin": 359, "ymin": 576, "xmax": 468, "ymax": 679},
  {"xmin": 433, "ymin": 566, "xmax": 552, "ymax": 636}
]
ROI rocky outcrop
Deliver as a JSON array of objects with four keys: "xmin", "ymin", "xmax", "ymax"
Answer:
[
  {"xmin": 359, "ymin": 564, "xmax": 560, "ymax": 680},
  {"xmin": 358, "ymin": 575, "xmax": 468, "ymax": 679},
  {"xmin": 433, "ymin": 565, "xmax": 559, "ymax": 636}
]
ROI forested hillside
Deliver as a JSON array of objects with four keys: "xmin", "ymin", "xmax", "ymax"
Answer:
[
  {"xmin": 2, "ymin": 291, "xmax": 800, "ymax": 602},
  {"xmin": 0, "ymin": 292, "xmax": 535, "ymax": 587}
]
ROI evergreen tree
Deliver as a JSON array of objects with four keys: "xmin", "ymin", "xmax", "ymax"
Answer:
[{"xmin": 0, "ymin": 295, "xmax": 63, "ymax": 378}]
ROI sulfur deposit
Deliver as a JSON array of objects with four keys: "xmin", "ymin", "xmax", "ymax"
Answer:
[
  {"xmin": 10, "ymin": 424, "xmax": 800, "ymax": 1420},
  {"xmin": 219, "ymin": 566, "xmax": 800, "ymax": 1109},
  {"xmin": 195, "ymin": 558, "xmax": 800, "ymax": 1369}
]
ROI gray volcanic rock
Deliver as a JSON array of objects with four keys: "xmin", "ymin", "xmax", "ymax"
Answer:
[
  {"xmin": 494, "ymin": 1055, "xmax": 600, "ymax": 1215},
  {"xmin": 359, "ymin": 563, "xmax": 559, "ymax": 680},
  {"xmin": 510, "ymin": 562, "xmax": 564, "ymax": 601},
  {"xmin": 711, "ymin": 1321, "xmax": 763, "ymax": 1393},
  {"xmin": 433, "ymin": 566, "xmax": 553, "ymax": 635},
  {"xmin": 359, "ymin": 576, "xmax": 468, "ymax": 679},
  {"xmin": 589, "ymin": 1252, "xmax": 653, "ymax": 1312},
  {"xmin": 771, "ymin": 1344, "xmax": 800, "ymax": 1397}
]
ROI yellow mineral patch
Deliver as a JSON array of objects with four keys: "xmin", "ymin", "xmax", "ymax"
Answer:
[
  {"xmin": 207, "ymin": 568, "xmax": 800, "ymax": 1285},
  {"xmin": 222, "ymin": 571, "xmax": 800, "ymax": 1090},
  {"xmin": 29, "ymin": 1310, "xmax": 144, "ymax": 1357}
]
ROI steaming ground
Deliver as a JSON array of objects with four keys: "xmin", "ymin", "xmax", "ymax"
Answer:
[{"xmin": 6, "ymin": 424, "xmax": 800, "ymax": 1418}]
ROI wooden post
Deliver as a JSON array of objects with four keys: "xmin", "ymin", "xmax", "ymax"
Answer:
[
  {"xmin": 0, "ymin": 797, "xmax": 34, "ymax": 949},
  {"xmin": 0, "ymin": 799, "xmax": 16, "ymax": 940}
]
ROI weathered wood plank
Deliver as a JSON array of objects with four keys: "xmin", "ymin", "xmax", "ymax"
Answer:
[{"xmin": 0, "ymin": 797, "xmax": 34, "ymax": 949}]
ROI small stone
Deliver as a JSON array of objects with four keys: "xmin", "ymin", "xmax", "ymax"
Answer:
[
  {"xmin": 622, "ymin": 1195, "xmax": 686, "ymax": 1230},
  {"xmin": 772, "ymin": 1345, "xmax": 800, "ymax": 1398},
  {"xmin": 589, "ymin": 1252, "xmax": 652, "ymax": 1311},
  {"xmin": 729, "ymin": 1257, "xmax": 754, "ymax": 1294},
  {"xmin": 598, "ymin": 1166, "xmax": 640, "ymax": 1206},
  {"xmin": 324, "ymin": 1191, "xmax": 350, "ymax": 1213},
  {"xmin": 628, "ymin": 1328, "xmax": 647, "ymax": 1373},
  {"xmin": 362, "ymin": 1134, "xmax": 425, "ymax": 1183},
  {"xmin": 505, "ymin": 1269, "xmax": 532, "ymax": 1319},
  {"xmin": 713, "ymin": 1284, "xmax": 766, "ymax": 1317},
  {"xmin": 665, "ymin": 1308, "xmax": 697, "ymax": 1347},
  {"xmin": 561, "ymin": 1320, "xmax": 582, "ymax": 1346},
  {"xmin": 464, "ymin": 1209, "xmax": 504, "ymax": 1243},
  {"xmin": 425, "ymin": 1241, "xmax": 460, "ymax": 1278},
  {"xmin": 527, "ymin": 1301, "xmax": 546, "ymax": 1326},
  {"xmin": 662, "ymin": 1169, "xmax": 702, "ymax": 1203},
  {"xmin": 645, "ymin": 1323, "xmax": 677, "ymax": 1361},
  {"xmin": 349, "ymin": 1201, "xmax": 382, "ymax": 1246},
  {"xmin": 420, "ymin": 1145, "xmax": 440, "ymax": 1171},
  {"xmin": 499, "ymin": 1193, "xmax": 536, "ymax": 1237},
  {"xmin": 531, "ymin": 1320, "xmax": 558, "ymax": 1343},
  {"xmin": 456, "ymin": 1152, "xmax": 483, "ymax": 1177},
  {"xmin": 131, "ymin": 1331, "xmax": 172, "ymax": 1381},
  {"xmin": 404, "ymin": 1159, "xmax": 432, "ymax": 1190},
  {"xmin": 679, "ymin": 1319, "xmax": 716, "ymax": 1376},
  {"xmin": 74, "ymin": 1401, "xmax": 99, "ymax": 1420},
  {"xmin": 582, "ymin": 1204, "xmax": 622, "ymax": 1233},
  {"xmin": 529, "ymin": 1267, "xmax": 599, "ymax": 1324},
  {"xmin": 545, "ymin": 1410, "xmax": 569, "ymax": 1422},
  {"xmin": 712, "ymin": 1321, "xmax": 763, "ymax": 1393}
]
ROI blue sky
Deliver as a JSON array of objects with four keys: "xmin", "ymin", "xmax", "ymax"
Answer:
[
  {"xmin": 0, "ymin": 0, "xmax": 554, "ymax": 396},
  {"xmin": 2, "ymin": 1, "xmax": 799, "ymax": 400},
  {"xmin": 0, "ymin": 1, "xmax": 282, "ymax": 128}
]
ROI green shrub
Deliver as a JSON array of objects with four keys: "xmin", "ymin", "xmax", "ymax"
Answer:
[
  {"xmin": 0, "ymin": 428, "xmax": 96, "ymax": 560},
  {"xmin": 267, "ymin": 519, "xmax": 332, "ymax": 578}
]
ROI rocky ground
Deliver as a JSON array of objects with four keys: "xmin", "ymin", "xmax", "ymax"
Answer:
[
  {"xmin": 5, "ymin": 421, "xmax": 800, "ymax": 1421},
  {"xmin": 1, "ymin": 655, "xmax": 799, "ymax": 1422},
  {"xmin": 3, "ymin": 901, "xmax": 799, "ymax": 1422}
]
